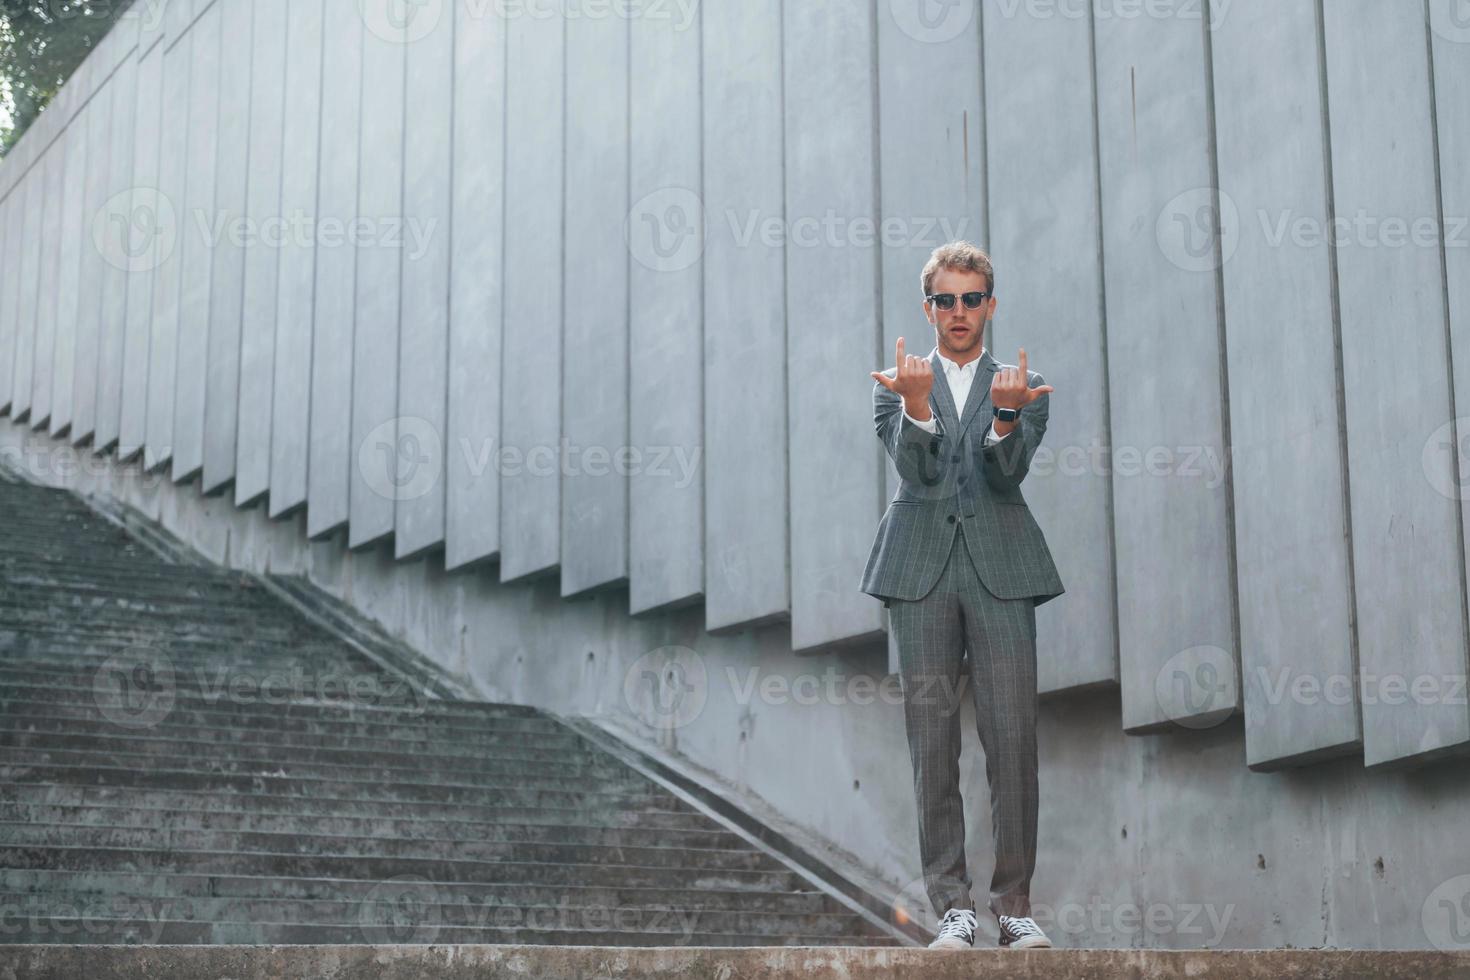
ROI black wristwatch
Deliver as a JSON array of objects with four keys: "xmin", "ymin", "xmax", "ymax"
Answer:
[{"xmin": 993, "ymin": 405, "xmax": 1020, "ymax": 423}]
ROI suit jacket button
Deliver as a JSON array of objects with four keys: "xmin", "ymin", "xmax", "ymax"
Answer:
[{"xmin": 947, "ymin": 515, "xmax": 956, "ymax": 524}]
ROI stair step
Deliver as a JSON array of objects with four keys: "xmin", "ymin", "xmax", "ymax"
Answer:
[
  {"xmin": 0, "ymin": 802, "xmax": 744, "ymax": 850},
  {"xmin": 0, "ymin": 682, "xmax": 556, "ymax": 726},
  {"xmin": 0, "ymin": 647, "xmax": 382, "ymax": 678},
  {"xmin": 0, "ymin": 557, "xmax": 250, "ymax": 589},
  {"xmin": 0, "ymin": 868, "xmax": 835, "ymax": 914},
  {"xmin": 0, "ymin": 723, "xmax": 614, "ymax": 769},
  {"xmin": 0, "ymin": 909, "xmax": 888, "ymax": 947},
  {"xmin": 0, "ymin": 890, "xmax": 865, "ymax": 940},
  {"xmin": 0, "ymin": 712, "xmax": 589, "ymax": 756},
  {"xmin": 1, "ymin": 760, "xmax": 672, "ymax": 806},
  {"xmin": 0, "ymin": 823, "xmax": 784, "ymax": 873},
  {"xmin": 0, "ymin": 701, "xmax": 574, "ymax": 743},
  {"xmin": 0, "ymin": 845, "xmax": 804, "ymax": 892},
  {"xmin": 0, "ymin": 741, "xmax": 651, "ymax": 787},
  {"xmin": 0, "ymin": 633, "xmax": 373, "ymax": 665},
  {"xmin": 0, "ymin": 615, "xmax": 330, "ymax": 644},
  {"xmin": 0, "ymin": 670, "xmax": 527, "ymax": 719},
  {"xmin": 7, "ymin": 782, "xmax": 704, "ymax": 827}
]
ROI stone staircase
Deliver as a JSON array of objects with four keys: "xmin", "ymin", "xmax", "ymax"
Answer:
[{"xmin": 0, "ymin": 473, "xmax": 900, "ymax": 947}]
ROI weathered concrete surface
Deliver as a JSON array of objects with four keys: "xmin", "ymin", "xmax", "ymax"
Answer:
[
  {"xmin": 2, "ymin": 945, "xmax": 1469, "ymax": 980},
  {"xmin": 9, "ymin": 422, "xmax": 1470, "ymax": 952}
]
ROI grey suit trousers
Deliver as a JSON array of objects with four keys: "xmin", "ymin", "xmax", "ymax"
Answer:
[{"xmin": 889, "ymin": 519, "xmax": 1039, "ymax": 921}]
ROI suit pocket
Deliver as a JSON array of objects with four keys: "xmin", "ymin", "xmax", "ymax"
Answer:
[{"xmin": 990, "ymin": 493, "xmax": 1028, "ymax": 507}]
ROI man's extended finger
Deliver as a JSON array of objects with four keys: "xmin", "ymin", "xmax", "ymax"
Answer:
[{"xmin": 1018, "ymin": 347, "xmax": 1027, "ymax": 373}]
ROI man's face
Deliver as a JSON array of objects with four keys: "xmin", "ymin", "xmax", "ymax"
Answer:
[{"xmin": 923, "ymin": 267, "xmax": 996, "ymax": 361}]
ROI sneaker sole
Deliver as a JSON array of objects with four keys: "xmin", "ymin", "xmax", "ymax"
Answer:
[
  {"xmin": 928, "ymin": 938, "xmax": 974, "ymax": 950},
  {"xmin": 1004, "ymin": 937, "xmax": 1052, "ymax": 949}
]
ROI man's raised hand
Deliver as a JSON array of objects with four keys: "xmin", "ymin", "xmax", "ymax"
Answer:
[
  {"xmin": 990, "ymin": 347, "xmax": 1055, "ymax": 410},
  {"xmin": 871, "ymin": 337, "xmax": 935, "ymax": 407}
]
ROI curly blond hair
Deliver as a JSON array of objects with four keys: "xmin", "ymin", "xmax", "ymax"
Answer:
[{"xmin": 921, "ymin": 241, "xmax": 994, "ymax": 297}]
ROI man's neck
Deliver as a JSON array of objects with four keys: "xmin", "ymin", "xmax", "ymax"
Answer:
[{"xmin": 938, "ymin": 346, "xmax": 986, "ymax": 368}]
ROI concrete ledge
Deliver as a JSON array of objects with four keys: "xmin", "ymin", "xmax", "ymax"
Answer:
[{"xmin": 2, "ymin": 946, "xmax": 1469, "ymax": 980}]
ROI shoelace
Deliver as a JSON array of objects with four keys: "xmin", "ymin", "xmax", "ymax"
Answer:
[
  {"xmin": 936, "ymin": 908, "xmax": 977, "ymax": 941},
  {"xmin": 1000, "ymin": 915, "xmax": 1045, "ymax": 940}
]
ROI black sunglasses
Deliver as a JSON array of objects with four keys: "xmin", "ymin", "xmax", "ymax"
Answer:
[{"xmin": 926, "ymin": 291, "xmax": 991, "ymax": 311}]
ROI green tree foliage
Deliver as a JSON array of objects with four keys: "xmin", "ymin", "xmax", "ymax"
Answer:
[{"xmin": 1, "ymin": 1, "xmax": 131, "ymax": 157}]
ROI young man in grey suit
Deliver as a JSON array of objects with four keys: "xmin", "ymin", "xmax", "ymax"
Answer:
[{"xmin": 862, "ymin": 241, "xmax": 1064, "ymax": 950}]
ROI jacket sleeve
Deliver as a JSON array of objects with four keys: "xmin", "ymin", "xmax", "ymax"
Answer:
[
  {"xmin": 982, "ymin": 370, "xmax": 1048, "ymax": 493},
  {"xmin": 874, "ymin": 375, "xmax": 945, "ymax": 488}
]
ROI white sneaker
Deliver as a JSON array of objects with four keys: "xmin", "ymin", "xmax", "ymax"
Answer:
[
  {"xmin": 928, "ymin": 907, "xmax": 977, "ymax": 949},
  {"xmin": 997, "ymin": 913, "xmax": 1052, "ymax": 949}
]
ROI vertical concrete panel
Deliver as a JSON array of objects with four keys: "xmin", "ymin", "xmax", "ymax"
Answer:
[
  {"xmin": 875, "ymin": 0, "xmax": 983, "ymax": 674},
  {"xmin": 876, "ymin": 0, "xmax": 981, "ymax": 422},
  {"xmin": 395, "ymin": 3, "xmax": 454, "ymax": 559},
  {"xmin": 119, "ymin": 44, "xmax": 164, "ymax": 462},
  {"xmin": 11, "ymin": 162, "xmax": 45, "ymax": 422},
  {"xmin": 560, "ymin": 7, "xmax": 628, "ymax": 597},
  {"xmin": 783, "ymin": 0, "xmax": 884, "ymax": 652},
  {"xmin": 95, "ymin": 54, "xmax": 140, "ymax": 453},
  {"xmin": 72, "ymin": 71, "xmax": 119, "ymax": 443},
  {"xmin": 50, "ymin": 104, "xmax": 91, "ymax": 437},
  {"xmin": 307, "ymin": 0, "xmax": 363, "ymax": 539},
  {"xmin": 498, "ymin": 9, "xmax": 563, "ymax": 583},
  {"xmin": 0, "ymin": 192, "xmax": 21, "ymax": 415},
  {"xmin": 164, "ymin": 0, "xmax": 195, "ymax": 44},
  {"xmin": 1094, "ymin": 1, "xmax": 1238, "ymax": 731},
  {"xmin": 445, "ymin": 1, "xmax": 506, "ymax": 571},
  {"xmin": 1430, "ymin": 0, "xmax": 1470, "ymax": 764},
  {"xmin": 170, "ymin": 5, "xmax": 222, "ymax": 483},
  {"xmin": 145, "ymin": 35, "xmax": 191, "ymax": 471},
  {"xmin": 347, "ymin": 5, "xmax": 407, "ymax": 549},
  {"xmin": 235, "ymin": 0, "xmax": 289, "ymax": 506},
  {"xmin": 1325, "ymin": 0, "xmax": 1469, "ymax": 767},
  {"xmin": 31, "ymin": 138, "xmax": 66, "ymax": 431},
  {"xmin": 701, "ymin": 0, "xmax": 787, "ymax": 631},
  {"xmin": 51, "ymin": 104, "xmax": 92, "ymax": 439},
  {"xmin": 202, "ymin": 0, "xmax": 255, "ymax": 496},
  {"xmin": 984, "ymin": 2, "xmax": 1114, "ymax": 695},
  {"xmin": 627, "ymin": 5, "xmax": 703, "ymax": 614},
  {"xmin": 1210, "ymin": 1, "xmax": 1357, "ymax": 768},
  {"xmin": 132, "ymin": 0, "xmax": 168, "ymax": 59},
  {"xmin": 269, "ymin": 0, "xmax": 326, "ymax": 518}
]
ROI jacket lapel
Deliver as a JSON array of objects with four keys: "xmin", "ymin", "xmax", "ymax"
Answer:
[
  {"xmin": 929, "ymin": 346, "xmax": 1001, "ymax": 439},
  {"xmin": 926, "ymin": 347, "xmax": 960, "ymax": 432}
]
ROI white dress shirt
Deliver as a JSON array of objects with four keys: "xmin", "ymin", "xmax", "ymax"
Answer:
[{"xmin": 903, "ymin": 347, "xmax": 1005, "ymax": 446}]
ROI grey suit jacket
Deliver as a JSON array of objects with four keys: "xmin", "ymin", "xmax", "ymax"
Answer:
[{"xmin": 859, "ymin": 345, "xmax": 1065, "ymax": 608}]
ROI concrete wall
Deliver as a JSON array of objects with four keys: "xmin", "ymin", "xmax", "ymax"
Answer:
[{"xmin": 3, "ymin": 0, "xmax": 1470, "ymax": 949}]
